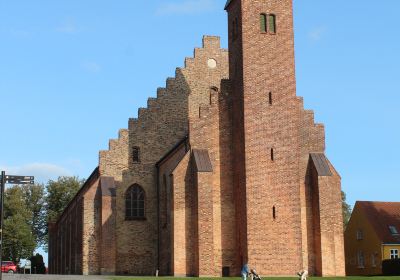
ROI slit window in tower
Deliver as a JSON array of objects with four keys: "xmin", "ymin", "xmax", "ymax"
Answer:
[
  {"xmin": 260, "ymin": 14, "xmax": 267, "ymax": 33},
  {"xmin": 163, "ymin": 175, "xmax": 168, "ymax": 223},
  {"xmin": 132, "ymin": 146, "xmax": 140, "ymax": 163},
  {"xmin": 269, "ymin": 92, "xmax": 273, "ymax": 105},
  {"xmin": 232, "ymin": 18, "xmax": 239, "ymax": 41},
  {"xmin": 273, "ymin": 206, "xmax": 276, "ymax": 219},
  {"xmin": 231, "ymin": 19, "xmax": 235, "ymax": 40},
  {"xmin": 235, "ymin": 19, "xmax": 239, "ymax": 39},
  {"xmin": 271, "ymin": 148, "xmax": 274, "ymax": 161},
  {"xmin": 269, "ymin": 14, "xmax": 276, "ymax": 34}
]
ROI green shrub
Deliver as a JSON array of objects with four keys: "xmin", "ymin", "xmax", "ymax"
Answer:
[{"xmin": 382, "ymin": 258, "xmax": 400, "ymax": 276}]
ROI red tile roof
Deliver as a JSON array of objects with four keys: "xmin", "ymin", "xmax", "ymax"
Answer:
[{"xmin": 357, "ymin": 201, "xmax": 400, "ymax": 244}]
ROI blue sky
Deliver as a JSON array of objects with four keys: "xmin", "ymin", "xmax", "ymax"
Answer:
[{"xmin": 1, "ymin": 0, "xmax": 400, "ymax": 263}]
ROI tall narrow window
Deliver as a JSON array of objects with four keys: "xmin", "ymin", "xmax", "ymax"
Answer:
[
  {"xmin": 356, "ymin": 229, "xmax": 364, "ymax": 240},
  {"xmin": 272, "ymin": 206, "xmax": 276, "ymax": 219},
  {"xmin": 231, "ymin": 19, "xmax": 235, "ymax": 40},
  {"xmin": 357, "ymin": 251, "xmax": 365, "ymax": 268},
  {"xmin": 269, "ymin": 14, "xmax": 276, "ymax": 34},
  {"xmin": 371, "ymin": 253, "xmax": 377, "ymax": 267},
  {"xmin": 125, "ymin": 184, "xmax": 145, "ymax": 220},
  {"xmin": 260, "ymin": 14, "xmax": 267, "ymax": 33},
  {"xmin": 232, "ymin": 18, "xmax": 239, "ymax": 41},
  {"xmin": 235, "ymin": 19, "xmax": 239, "ymax": 39},
  {"xmin": 210, "ymin": 86, "xmax": 219, "ymax": 104},
  {"xmin": 269, "ymin": 92, "xmax": 273, "ymax": 105},
  {"xmin": 163, "ymin": 175, "xmax": 168, "ymax": 226},
  {"xmin": 271, "ymin": 148, "xmax": 274, "ymax": 161},
  {"xmin": 132, "ymin": 146, "xmax": 140, "ymax": 163}
]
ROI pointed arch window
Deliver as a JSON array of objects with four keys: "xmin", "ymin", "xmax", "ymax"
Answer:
[{"xmin": 125, "ymin": 184, "xmax": 145, "ymax": 220}]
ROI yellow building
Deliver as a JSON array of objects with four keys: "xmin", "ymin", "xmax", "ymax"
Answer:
[{"xmin": 345, "ymin": 201, "xmax": 400, "ymax": 275}]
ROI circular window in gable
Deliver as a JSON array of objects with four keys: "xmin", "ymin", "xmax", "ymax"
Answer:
[{"xmin": 207, "ymin": 58, "xmax": 217, "ymax": 69}]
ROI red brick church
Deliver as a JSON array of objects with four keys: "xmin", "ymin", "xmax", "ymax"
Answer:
[{"xmin": 49, "ymin": 0, "xmax": 345, "ymax": 277}]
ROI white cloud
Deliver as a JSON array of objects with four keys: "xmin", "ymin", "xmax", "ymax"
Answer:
[
  {"xmin": 156, "ymin": 0, "xmax": 217, "ymax": 15},
  {"xmin": 81, "ymin": 61, "xmax": 102, "ymax": 73},
  {"xmin": 56, "ymin": 18, "xmax": 79, "ymax": 34},
  {"xmin": 0, "ymin": 163, "xmax": 72, "ymax": 184},
  {"xmin": 308, "ymin": 26, "xmax": 326, "ymax": 42}
]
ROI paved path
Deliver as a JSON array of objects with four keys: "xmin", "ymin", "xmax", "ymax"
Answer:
[{"xmin": 3, "ymin": 275, "xmax": 113, "ymax": 280}]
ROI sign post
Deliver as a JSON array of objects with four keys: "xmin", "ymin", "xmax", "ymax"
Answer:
[
  {"xmin": 0, "ymin": 171, "xmax": 5, "ymax": 280},
  {"xmin": 0, "ymin": 172, "xmax": 34, "ymax": 280}
]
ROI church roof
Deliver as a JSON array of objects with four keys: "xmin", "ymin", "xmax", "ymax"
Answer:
[
  {"xmin": 224, "ymin": 0, "xmax": 234, "ymax": 10},
  {"xmin": 357, "ymin": 201, "xmax": 400, "ymax": 244},
  {"xmin": 193, "ymin": 149, "xmax": 213, "ymax": 172},
  {"xmin": 310, "ymin": 153, "xmax": 332, "ymax": 176}
]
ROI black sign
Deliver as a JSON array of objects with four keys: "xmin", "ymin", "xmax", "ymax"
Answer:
[
  {"xmin": 4, "ymin": 175, "xmax": 35, "ymax": 185},
  {"xmin": 5, "ymin": 175, "xmax": 34, "ymax": 181},
  {"xmin": 6, "ymin": 180, "xmax": 34, "ymax": 184}
]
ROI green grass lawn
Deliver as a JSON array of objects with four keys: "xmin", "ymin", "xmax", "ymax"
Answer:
[{"xmin": 109, "ymin": 277, "xmax": 400, "ymax": 280}]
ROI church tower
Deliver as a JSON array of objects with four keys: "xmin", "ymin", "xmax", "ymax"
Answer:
[{"xmin": 226, "ymin": 0, "xmax": 346, "ymax": 276}]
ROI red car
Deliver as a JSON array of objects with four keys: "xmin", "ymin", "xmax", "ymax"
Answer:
[{"xmin": 1, "ymin": 261, "xmax": 17, "ymax": 273}]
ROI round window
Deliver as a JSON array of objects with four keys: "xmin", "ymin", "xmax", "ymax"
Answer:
[{"xmin": 207, "ymin": 58, "xmax": 217, "ymax": 69}]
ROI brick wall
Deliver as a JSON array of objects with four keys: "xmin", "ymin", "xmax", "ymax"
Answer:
[
  {"xmin": 170, "ymin": 152, "xmax": 193, "ymax": 276},
  {"xmin": 48, "ymin": 171, "xmax": 119, "ymax": 276},
  {"xmin": 226, "ymin": 0, "xmax": 345, "ymax": 276},
  {"xmin": 99, "ymin": 177, "xmax": 117, "ymax": 275},
  {"xmin": 158, "ymin": 139, "xmax": 190, "ymax": 276},
  {"xmin": 49, "ymin": 169, "xmax": 99, "ymax": 275}
]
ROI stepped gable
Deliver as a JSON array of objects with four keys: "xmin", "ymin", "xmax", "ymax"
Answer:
[
  {"xmin": 99, "ymin": 128, "xmax": 129, "ymax": 181},
  {"xmin": 99, "ymin": 35, "xmax": 229, "ymax": 178},
  {"xmin": 181, "ymin": 36, "xmax": 229, "ymax": 119}
]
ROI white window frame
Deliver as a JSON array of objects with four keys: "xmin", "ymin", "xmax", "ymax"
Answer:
[
  {"xmin": 356, "ymin": 229, "xmax": 364, "ymax": 240},
  {"xmin": 390, "ymin": 249, "xmax": 399, "ymax": 259},
  {"xmin": 357, "ymin": 250, "xmax": 365, "ymax": 268}
]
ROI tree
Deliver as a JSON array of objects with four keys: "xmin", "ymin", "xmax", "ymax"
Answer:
[
  {"xmin": 342, "ymin": 190, "xmax": 352, "ymax": 229},
  {"xmin": 1, "ymin": 176, "xmax": 84, "ymax": 259},
  {"xmin": 44, "ymin": 176, "xmax": 84, "ymax": 251},
  {"xmin": 22, "ymin": 184, "xmax": 47, "ymax": 247},
  {"xmin": 46, "ymin": 176, "xmax": 84, "ymax": 223},
  {"xmin": 2, "ymin": 186, "xmax": 36, "ymax": 262}
]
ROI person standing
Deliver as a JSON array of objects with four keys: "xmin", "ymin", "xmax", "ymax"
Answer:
[{"xmin": 241, "ymin": 263, "xmax": 250, "ymax": 280}]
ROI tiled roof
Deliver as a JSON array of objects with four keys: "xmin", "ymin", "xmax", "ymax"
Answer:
[
  {"xmin": 193, "ymin": 149, "xmax": 213, "ymax": 172},
  {"xmin": 357, "ymin": 201, "xmax": 400, "ymax": 244},
  {"xmin": 310, "ymin": 153, "xmax": 333, "ymax": 176},
  {"xmin": 224, "ymin": 0, "xmax": 233, "ymax": 10}
]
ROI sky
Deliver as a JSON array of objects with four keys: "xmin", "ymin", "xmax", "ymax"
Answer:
[{"xmin": 1, "ymin": 0, "xmax": 400, "ymax": 264}]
